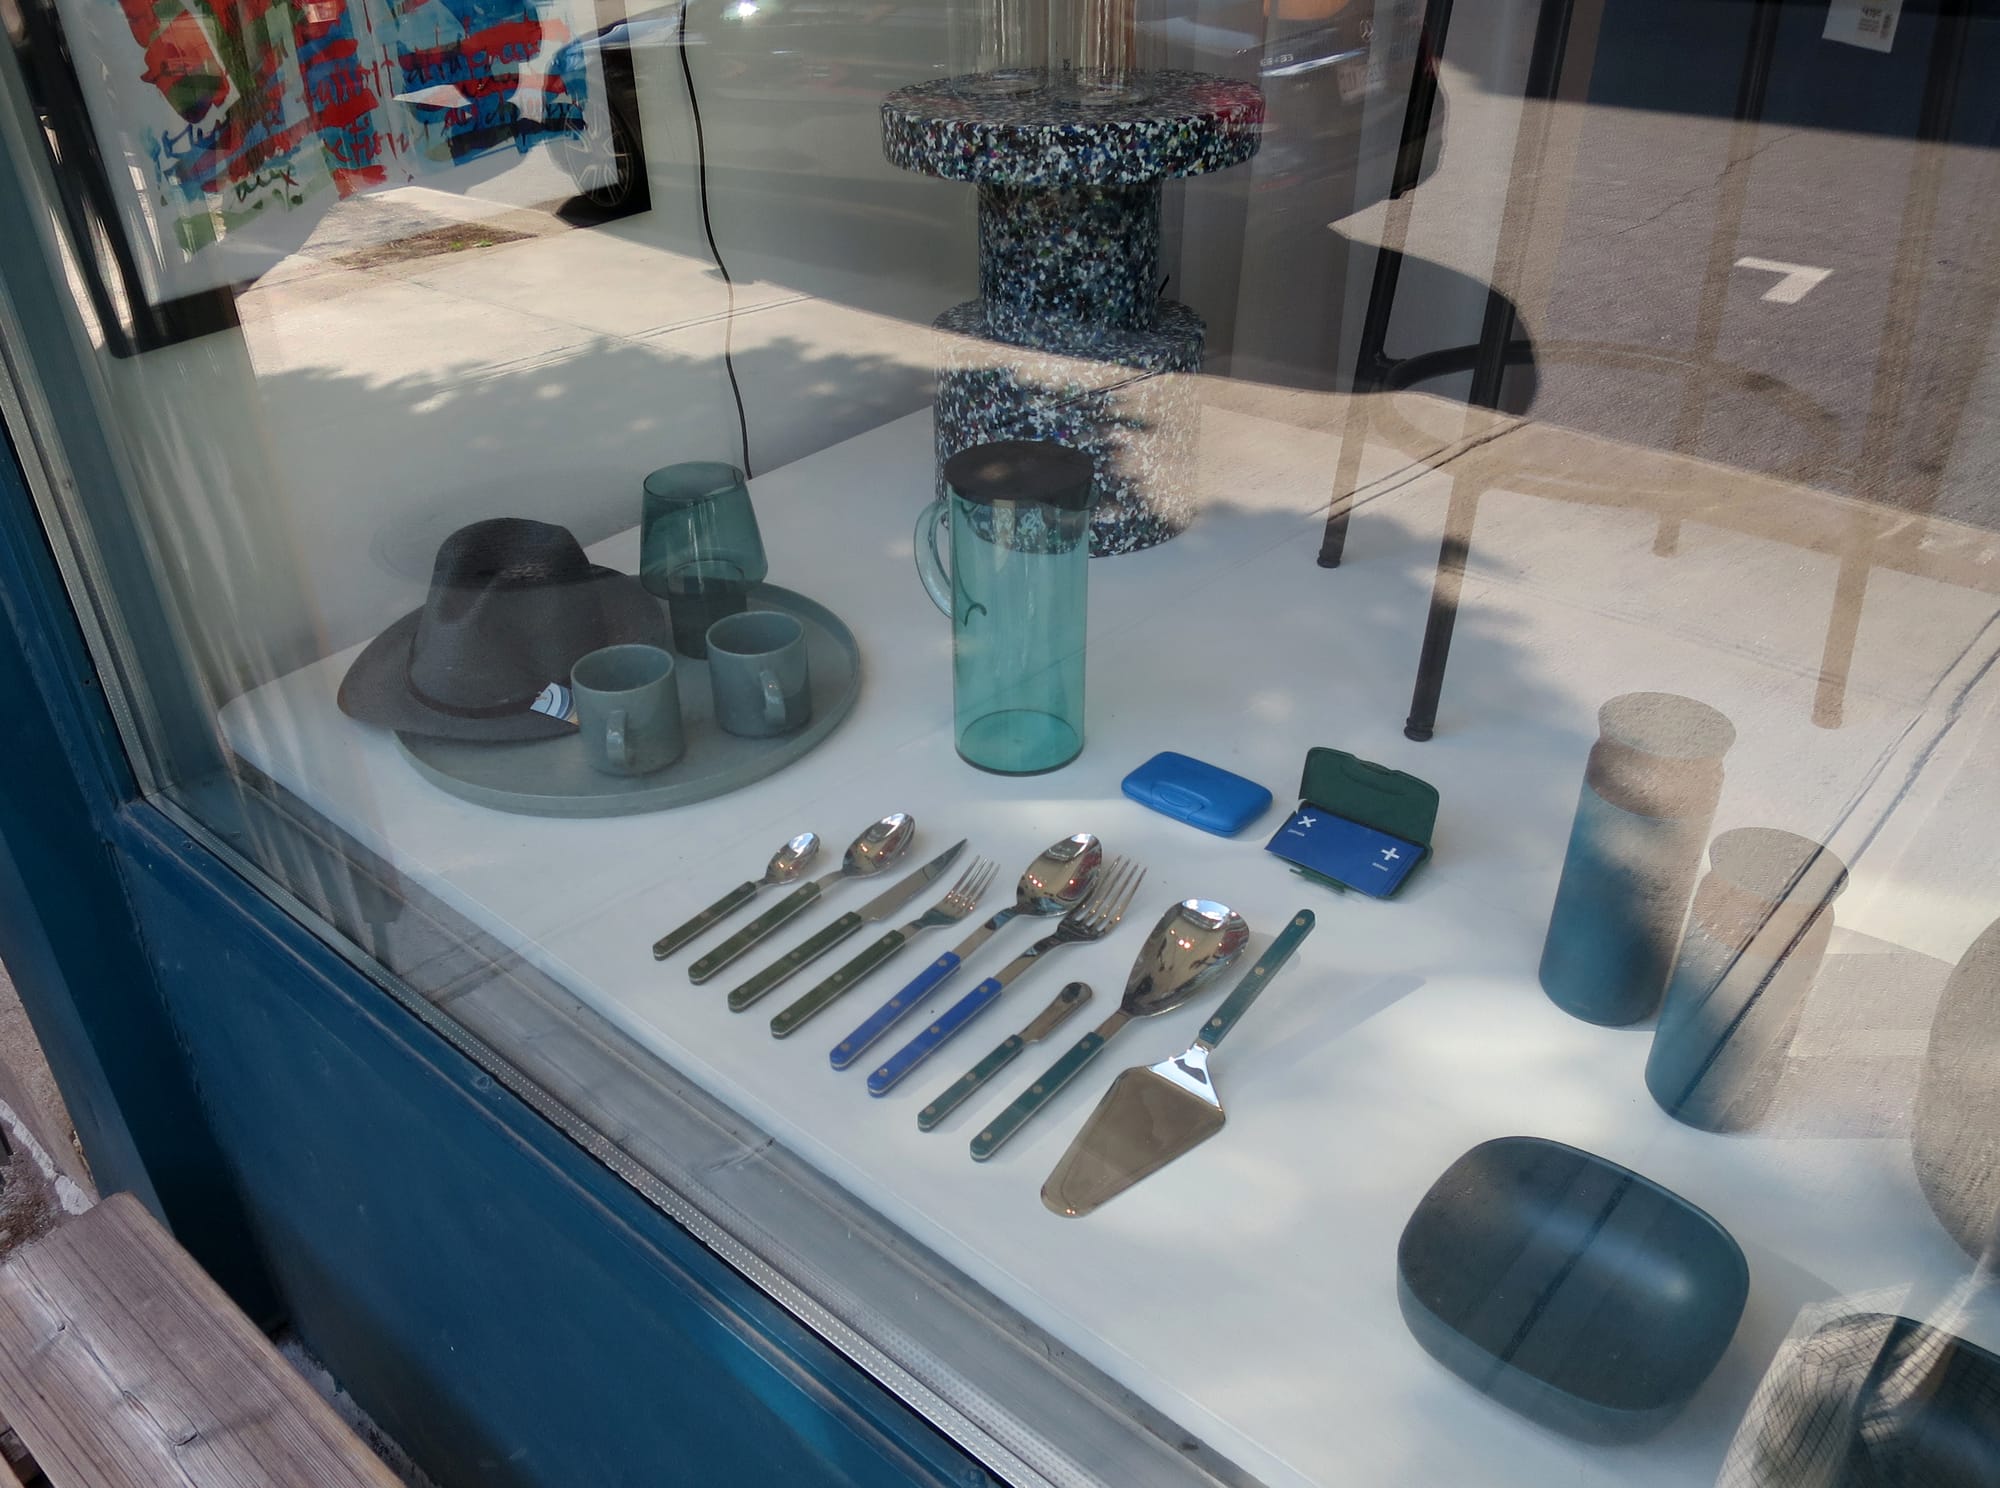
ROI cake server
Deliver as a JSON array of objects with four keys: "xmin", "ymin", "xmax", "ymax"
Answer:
[{"xmin": 1041, "ymin": 909, "xmax": 1314, "ymax": 1214}]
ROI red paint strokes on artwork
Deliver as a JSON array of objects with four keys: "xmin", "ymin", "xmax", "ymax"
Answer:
[
  {"xmin": 312, "ymin": 88, "xmax": 377, "ymax": 130},
  {"xmin": 139, "ymin": 15, "xmax": 230, "ymax": 123},
  {"xmin": 332, "ymin": 164, "xmax": 389, "ymax": 193}
]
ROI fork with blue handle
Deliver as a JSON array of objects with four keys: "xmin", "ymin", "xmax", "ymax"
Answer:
[
  {"xmin": 828, "ymin": 832, "xmax": 1102, "ymax": 1071},
  {"xmin": 769, "ymin": 858, "xmax": 998, "ymax": 1037},
  {"xmin": 864, "ymin": 858, "xmax": 1143, "ymax": 1096}
]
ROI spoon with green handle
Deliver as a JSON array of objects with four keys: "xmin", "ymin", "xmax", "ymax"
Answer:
[
  {"xmin": 969, "ymin": 899, "xmax": 1249, "ymax": 1162},
  {"xmin": 653, "ymin": 832, "xmax": 819, "ymax": 960},
  {"xmin": 688, "ymin": 814, "xmax": 913, "ymax": 983},
  {"xmin": 918, "ymin": 982, "xmax": 1092, "ymax": 1131}
]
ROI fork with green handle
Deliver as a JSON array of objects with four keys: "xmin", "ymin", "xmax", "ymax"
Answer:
[
  {"xmin": 864, "ymin": 859, "xmax": 1143, "ymax": 1096},
  {"xmin": 769, "ymin": 858, "xmax": 998, "ymax": 1037}
]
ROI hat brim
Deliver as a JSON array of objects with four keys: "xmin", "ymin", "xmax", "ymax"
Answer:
[{"xmin": 337, "ymin": 568, "xmax": 669, "ymax": 743}]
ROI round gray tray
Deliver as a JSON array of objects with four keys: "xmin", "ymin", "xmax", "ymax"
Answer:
[{"xmin": 397, "ymin": 584, "xmax": 860, "ymax": 817}]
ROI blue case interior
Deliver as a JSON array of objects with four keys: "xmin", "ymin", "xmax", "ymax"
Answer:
[{"xmin": 1121, "ymin": 752, "xmax": 1273, "ymax": 837}]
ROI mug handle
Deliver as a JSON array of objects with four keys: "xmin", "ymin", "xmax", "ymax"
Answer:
[
  {"xmin": 759, "ymin": 668, "xmax": 787, "ymax": 726},
  {"xmin": 912, "ymin": 499, "xmax": 951, "ymax": 617},
  {"xmin": 606, "ymin": 708, "xmax": 630, "ymax": 769}
]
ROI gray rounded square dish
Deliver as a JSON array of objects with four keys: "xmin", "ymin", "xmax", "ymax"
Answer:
[
  {"xmin": 396, "ymin": 584, "xmax": 859, "ymax": 817},
  {"xmin": 1397, "ymin": 1134, "xmax": 1749, "ymax": 1442}
]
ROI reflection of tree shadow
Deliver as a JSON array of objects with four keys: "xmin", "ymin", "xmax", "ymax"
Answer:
[
  {"xmin": 223, "ymin": 311, "xmax": 1595, "ymax": 922},
  {"xmin": 241, "ymin": 334, "xmax": 929, "ymax": 677}
]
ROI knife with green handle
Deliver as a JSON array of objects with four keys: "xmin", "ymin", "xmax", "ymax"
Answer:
[
  {"xmin": 770, "ymin": 855, "xmax": 996, "ymax": 1037},
  {"xmin": 726, "ymin": 842, "xmax": 965, "ymax": 1012},
  {"xmin": 918, "ymin": 982, "xmax": 1091, "ymax": 1131}
]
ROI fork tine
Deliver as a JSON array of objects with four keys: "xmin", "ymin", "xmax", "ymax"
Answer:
[
  {"xmin": 948, "ymin": 860, "xmax": 980, "ymax": 897},
  {"xmin": 1079, "ymin": 857, "xmax": 1134, "ymax": 926},
  {"xmin": 1104, "ymin": 864, "xmax": 1145, "ymax": 926},
  {"xmin": 969, "ymin": 858, "xmax": 998, "ymax": 902}
]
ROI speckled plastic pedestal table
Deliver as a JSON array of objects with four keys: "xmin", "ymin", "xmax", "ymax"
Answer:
[{"xmin": 882, "ymin": 70, "xmax": 1263, "ymax": 554}]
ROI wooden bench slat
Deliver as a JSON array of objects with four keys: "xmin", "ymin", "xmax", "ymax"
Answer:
[{"xmin": 0, "ymin": 1195, "xmax": 402, "ymax": 1488}]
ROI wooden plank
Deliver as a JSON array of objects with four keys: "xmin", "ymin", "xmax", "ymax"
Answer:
[{"xmin": 0, "ymin": 1195, "xmax": 401, "ymax": 1488}]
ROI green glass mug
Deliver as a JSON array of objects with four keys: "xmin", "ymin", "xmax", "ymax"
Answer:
[
  {"xmin": 915, "ymin": 441, "xmax": 1094, "ymax": 775},
  {"xmin": 640, "ymin": 462, "xmax": 769, "ymax": 659}
]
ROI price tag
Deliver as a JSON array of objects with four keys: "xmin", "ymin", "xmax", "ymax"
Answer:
[{"xmin": 1823, "ymin": 0, "xmax": 1902, "ymax": 53}]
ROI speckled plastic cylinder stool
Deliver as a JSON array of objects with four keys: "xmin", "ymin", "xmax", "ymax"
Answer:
[{"xmin": 882, "ymin": 71, "xmax": 1262, "ymax": 555}]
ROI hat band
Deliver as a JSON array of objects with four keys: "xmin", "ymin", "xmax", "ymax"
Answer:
[{"xmin": 407, "ymin": 671, "xmax": 545, "ymax": 720}]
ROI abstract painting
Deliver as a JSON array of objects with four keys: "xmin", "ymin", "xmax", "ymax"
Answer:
[{"xmin": 51, "ymin": 0, "xmax": 607, "ymax": 301}]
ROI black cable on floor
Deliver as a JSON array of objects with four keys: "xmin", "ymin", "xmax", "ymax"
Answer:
[{"xmin": 677, "ymin": 0, "xmax": 752, "ymax": 476}]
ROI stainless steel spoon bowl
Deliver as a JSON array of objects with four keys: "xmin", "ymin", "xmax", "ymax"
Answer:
[
  {"xmin": 653, "ymin": 831, "xmax": 821, "ymax": 960},
  {"xmin": 969, "ymin": 898, "xmax": 1249, "ymax": 1161},
  {"xmin": 1120, "ymin": 899, "xmax": 1251, "ymax": 1018},
  {"xmin": 1017, "ymin": 833, "xmax": 1102, "ymax": 917},
  {"xmin": 689, "ymin": 814, "xmax": 915, "ymax": 982}
]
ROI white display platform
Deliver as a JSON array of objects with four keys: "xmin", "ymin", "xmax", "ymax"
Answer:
[{"xmin": 219, "ymin": 402, "xmax": 2000, "ymax": 1488}]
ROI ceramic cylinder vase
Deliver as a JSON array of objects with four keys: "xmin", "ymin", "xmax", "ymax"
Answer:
[
  {"xmin": 1539, "ymin": 693, "xmax": 1736, "ymax": 1026},
  {"xmin": 1645, "ymin": 829, "xmax": 1848, "ymax": 1131},
  {"xmin": 1911, "ymin": 915, "xmax": 2000, "ymax": 1260}
]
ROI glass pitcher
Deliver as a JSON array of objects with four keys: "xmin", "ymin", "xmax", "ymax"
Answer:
[{"xmin": 915, "ymin": 441, "xmax": 1095, "ymax": 774}]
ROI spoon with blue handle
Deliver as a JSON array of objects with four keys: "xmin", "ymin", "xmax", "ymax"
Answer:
[
  {"xmin": 969, "ymin": 898, "xmax": 1249, "ymax": 1162},
  {"xmin": 865, "ymin": 859, "xmax": 1143, "ymax": 1096},
  {"xmin": 828, "ymin": 833, "xmax": 1101, "ymax": 1071},
  {"xmin": 688, "ymin": 814, "xmax": 913, "ymax": 983},
  {"xmin": 918, "ymin": 982, "xmax": 1092, "ymax": 1131}
]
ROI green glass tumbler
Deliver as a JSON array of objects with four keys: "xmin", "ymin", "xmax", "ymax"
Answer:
[
  {"xmin": 640, "ymin": 461, "xmax": 769, "ymax": 658},
  {"xmin": 915, "ymin": 441, "xmax": 1094, "ymax": 774}
]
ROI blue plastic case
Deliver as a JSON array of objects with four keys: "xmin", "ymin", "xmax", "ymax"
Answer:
[{"xmin": 1121, "ymin": 752, "xmax": 1273, "ymax": 837}]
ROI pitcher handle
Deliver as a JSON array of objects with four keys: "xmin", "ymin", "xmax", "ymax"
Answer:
[{"xmin": 913, "ymin": 498, "xmax": 952, "ymax": 616}]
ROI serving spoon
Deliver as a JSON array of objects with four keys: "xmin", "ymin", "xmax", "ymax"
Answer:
[
  {"xmin": 689, "ymin": 814, "xmax": 915, "ymax": 983},
  {"xmin": 652, "ymin": 832, "xmax": 820, "ymax": 960},
  {"xmin": 829, "ymin": 832, "xmax": 1101, "ymax": 1070},
  {"xmin": 969, "ymin": 898, "xmax": 1249, "ymax": 1161}
]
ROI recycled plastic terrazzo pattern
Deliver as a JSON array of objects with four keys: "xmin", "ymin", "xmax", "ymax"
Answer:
[
  {"xmin": 884, "ymin": 69, "xmax": 1260, "ymax": 554},
  {"xmin": 882, "ymin": 70, "xmax": 1264, "ymax": 187},
  {"xmin": 977, "ymin": 182, "xmax": 1161, "ymax": 344},
  {"xmin": 934, "ymin": 299, "xmax": 1203, "ymax": 556}
]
